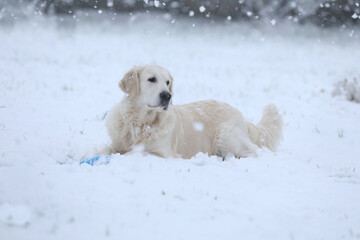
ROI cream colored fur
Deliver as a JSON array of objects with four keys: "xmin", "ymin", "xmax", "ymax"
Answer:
[{"xmin": 98, "ymin": 65, "xmax": 283, "ymax": 159}]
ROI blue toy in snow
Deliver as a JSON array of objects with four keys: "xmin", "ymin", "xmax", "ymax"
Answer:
[{"xmin": 80, "ymin": 155, "xmax": 112, "ymax": 166}]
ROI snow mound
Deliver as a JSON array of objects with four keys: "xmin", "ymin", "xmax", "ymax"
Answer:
[{"xmin": 332, "ymin": 78, "xmax": 360, "ymax": 103}]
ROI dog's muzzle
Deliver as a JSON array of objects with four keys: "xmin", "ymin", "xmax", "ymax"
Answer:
[{"xmin": 159, "ymin": 91, "xmax": 171, "ymax": 110}]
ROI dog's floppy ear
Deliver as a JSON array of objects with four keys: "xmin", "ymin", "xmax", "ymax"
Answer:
[{"xmin": 119, "ymin": 66, "xmax": 142, "ymax": 97}]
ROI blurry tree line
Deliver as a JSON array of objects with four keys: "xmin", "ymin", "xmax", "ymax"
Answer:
[{"xmin": 1, "ymin": 0, "xmax": 359, "ymax": 27}]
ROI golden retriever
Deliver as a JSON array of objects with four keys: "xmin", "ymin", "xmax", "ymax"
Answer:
[{"xmin": 98, "ymin": 65, "xmax": 283, "ymax": 159}]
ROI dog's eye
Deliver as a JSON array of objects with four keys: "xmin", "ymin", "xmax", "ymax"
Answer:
[
  {"xmin": 166, "ymin": 80, "xmax": 170, "ymax": 86},
  {"xmin": 148, "ymin": 77, "xmax": 157, "ymax": 83}
]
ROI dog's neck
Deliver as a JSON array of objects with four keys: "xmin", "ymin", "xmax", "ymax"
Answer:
[
  {"xmin": 135, "ymin": 108, "xmax": 164, "ymax": 127},
  {"xmin": 122, "ymin": 98, "xmax": 175, "ymax": 144},
  {"xmin": 125, "ymin": 98, "xmax": 170, "ymax": 128}
]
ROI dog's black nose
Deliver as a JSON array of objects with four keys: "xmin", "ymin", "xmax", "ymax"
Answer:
[{"xmin": 159, "ymin": 91, "xmax": 172, "ymax": 103}]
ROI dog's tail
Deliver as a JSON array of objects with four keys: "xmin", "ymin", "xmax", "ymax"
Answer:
[{"xmin": 247, "ymin": 104, "xmax": 283, "ymax": 152}]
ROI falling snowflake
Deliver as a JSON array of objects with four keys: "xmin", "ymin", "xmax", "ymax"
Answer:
[
  {"xmin": 271, "ymin": 19, "xmax": 277, "ymax": 25},
  {"xmin": 193, "ymin": 122, "xmax": 204, "ymax": 132},
  {"xmin": 154, "ymin": 0, "xmax": 160, "ymax": 8},
  {"xmin": 352, "ymin": 13, "xmax": 358, "ymax": 19},
  {"xmin": 199, "ymin": 6, "xmax": 206, "ymax": 13},
  {"xmin": 189, "ymin": 10, "xmax": 194, "ymax": 17},
  {"xmin": 107, "ymin": 0, "xmax": 114, "ymax": 7}
]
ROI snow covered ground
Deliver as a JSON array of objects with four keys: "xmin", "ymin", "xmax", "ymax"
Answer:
[{"xmin": 1, "ymin": 15, "xmax": 360, "ymax": 240}]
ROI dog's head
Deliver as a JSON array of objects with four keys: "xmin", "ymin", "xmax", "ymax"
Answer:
[{"xmin": 119, "ymin": 65, "xmax": 173, "ymax": 111}]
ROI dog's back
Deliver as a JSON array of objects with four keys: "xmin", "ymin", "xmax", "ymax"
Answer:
[{"xmin": 171, "ymin": 101, "xmax": 283, "ymax": 158}]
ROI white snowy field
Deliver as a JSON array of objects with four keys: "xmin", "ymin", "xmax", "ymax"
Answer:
[{"xmin": 0, "ymin": 16, "xmax": 360, "ymax": 240}]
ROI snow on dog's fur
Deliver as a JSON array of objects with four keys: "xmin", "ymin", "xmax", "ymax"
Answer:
[{"xmin": 98, "ymin": 65, "xmax": 283, "ymax": 158}]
